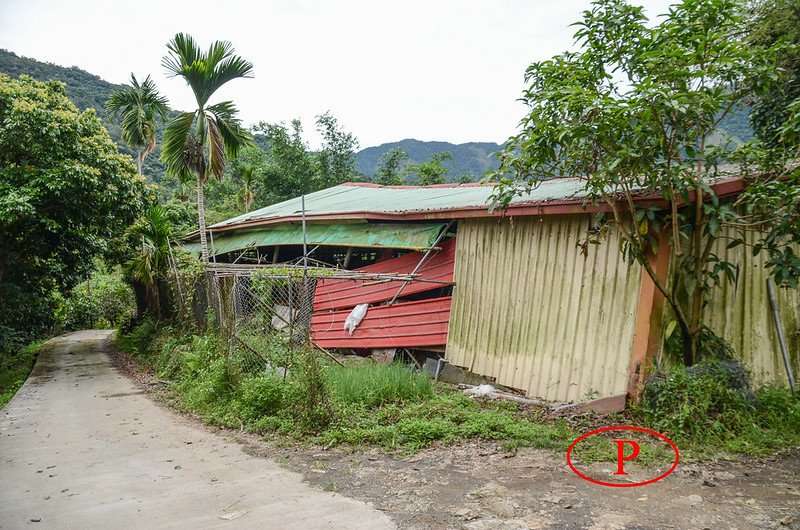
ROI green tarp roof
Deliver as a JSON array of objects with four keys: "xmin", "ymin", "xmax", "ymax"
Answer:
[
  {"xmin": 209, "ymin": 181, "xmax": 584, "ymax": 229},
  {"xmin": 182, "ymin": 222, "xmax": 447, "ymax": 257}
]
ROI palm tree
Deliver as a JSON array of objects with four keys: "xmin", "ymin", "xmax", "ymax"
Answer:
[
  {"xmin": 237, "ymin": 163, "xmax": 256, "ymax": 213},
  {"xmin": 128, "ymin": 205, "xmax": 173, "ymax": 285},
  {"xmin": 106, "ymin": 74, "xmax": 170, "ymax": 174},
  {"xmin": 127, "ymin": 205, "xmax": 173, "ymax": 315},
  {"xmin": 160, "ymin": 33, "xmax": 254, "ymax": 263}
]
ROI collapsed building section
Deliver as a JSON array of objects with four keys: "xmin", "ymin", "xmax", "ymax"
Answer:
[{"xmin": 181, "ymin": 179, "xmax": 800, "ymax": 409}]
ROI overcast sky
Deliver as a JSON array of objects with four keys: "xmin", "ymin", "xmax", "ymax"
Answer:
[{"xmin": 0, "ymin": 0, "xmax": 672, "ymax": 149}]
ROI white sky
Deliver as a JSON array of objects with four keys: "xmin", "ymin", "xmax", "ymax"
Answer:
[{"xmin": 0, "ymin": 0, "xmax": 672, "ymax": 149}]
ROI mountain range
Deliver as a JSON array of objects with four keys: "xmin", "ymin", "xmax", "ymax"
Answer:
[
  {"xmin": 0, "ymin": 49, "xmax": 503, "ymax": 182},
  {"xmin": 0, "ymin": 48, "xmax": 754, "ymax": 184}
]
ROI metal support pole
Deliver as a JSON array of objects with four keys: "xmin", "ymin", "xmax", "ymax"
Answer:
[
  {"xmin": 343, "ymin": 247, "xmax": 353, "ymax": 269},
  {"xmin": 301, "ymin": 195, "xmax": 308, "ymax": 278},
  {"xmin": 388, "ymin": 220, "xmax": 454, "ymax": 306},
  {"xmin": 767, "ymin": 278, "xmax": 796, "ymax": 391},
  {"xmin": 209, "ymin": 230, "xmax": 217, "ymax": 263}
]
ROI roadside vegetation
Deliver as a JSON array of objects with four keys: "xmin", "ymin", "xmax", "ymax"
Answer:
[
  {"xmin": 116, "ymin": 319, "xmax": 800, "ymax": 460},
  {"xmin": 0, "ymin": 341, "xmax": 44, "ymax": 409},
  {"xmin": 115, "ymin": 320, "xmax": 573, "ymax": 454}
]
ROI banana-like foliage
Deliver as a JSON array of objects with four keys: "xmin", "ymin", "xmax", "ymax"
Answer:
[
  {"xmin": 127, "ymin": 205, "xmax": 173, "ymax": 286},
  {"xmin": 105, "ymin": 74, "xmax": 169, "ymax": 174}
]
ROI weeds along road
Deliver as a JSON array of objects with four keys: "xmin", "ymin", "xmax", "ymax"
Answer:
[{"xmin": 0, "ymin": 330, "xmax": 394, "ymax": 529}]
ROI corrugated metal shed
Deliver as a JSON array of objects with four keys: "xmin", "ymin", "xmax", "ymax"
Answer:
[
  {"xmin": 311, "ymin": 297, "xmax": 452, "ymax": 349},
  {"xmin": 183, "ymin": 222, "xmax": 446, "ymax": 257},
  {"xmin": 700, "ymin": 226, "xmax": 800, "ymax": 386},
  {"xmin": 313, "ymin": 239, "xmax": 456, "ymax": 312},
  {"xmin": 446, "ymin": 215, "xmax": 643, "ymax": 402}
]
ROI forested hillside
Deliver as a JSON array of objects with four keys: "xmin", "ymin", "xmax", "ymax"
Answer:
[
  {"xmin": 0, "ymin": 50, "xmax": 504, "ymax": 182},
  {"xmin": 0, "ymin": 49, "xmax": 170, "ymax": 182},
  {"xmin": 1, "ymin": 48, "xmax": 756, "ymax": 185}
]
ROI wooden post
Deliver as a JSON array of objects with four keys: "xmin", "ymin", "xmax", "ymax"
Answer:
[{"xmin": 627, "ymin": 230, "xmax": 671, "ymax": 399}]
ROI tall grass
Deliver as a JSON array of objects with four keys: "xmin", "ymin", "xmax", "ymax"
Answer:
[{"xmin": 325, "ymin": 362, "xmax": 433, "ymax": 407}]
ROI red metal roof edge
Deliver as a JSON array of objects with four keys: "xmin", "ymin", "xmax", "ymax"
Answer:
[{"xmin": 204, "ymin": 177, "xmax": 745, "ymax": 235}]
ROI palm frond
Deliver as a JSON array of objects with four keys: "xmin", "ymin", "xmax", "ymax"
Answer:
[
  {"xmin": 127, "ymin": 205, "xmax": 173, "ymax": 285},
  {"xmin": 138, "ymin": 75, "xmax": 170, "ymax": 119},
  {"xmin": 106, "ymin": 73, "xmax": 170, "ymax": 159},
  {"xmin": 161, "ymin": 111, "xmax": 198, "ymax": 183},
  {"xmin": 207, "ymin": 101, "xmax": 253, "ymax": 159},
  {"xmin": 162, "ymin": 33, "xmax": 253, "ymax": 107},
  {"xmin": 163, "ymin": 33, "xmax": 199, "ymax": 77},
  {"xmin": 205, "ymin": 114, "xmax": 226, "ymax": 180}
]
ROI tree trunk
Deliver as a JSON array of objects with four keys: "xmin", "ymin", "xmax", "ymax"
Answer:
[
  {"xmin": 197, "ymin": 173, "xmax": 209, "ymax": 263},
  {"xmin": 136, "ymin": 152, "xmax": 143, "ymax": 175}
]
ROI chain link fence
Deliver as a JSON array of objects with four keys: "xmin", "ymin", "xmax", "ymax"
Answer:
[{"xmin": 206, "ymin": 269, "xmax": 318, "ymax": 377}]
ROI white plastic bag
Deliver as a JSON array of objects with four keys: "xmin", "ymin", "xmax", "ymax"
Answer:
[{"xmin": 344, "ymin": 303, "xmax": 369, "ymax": 335}]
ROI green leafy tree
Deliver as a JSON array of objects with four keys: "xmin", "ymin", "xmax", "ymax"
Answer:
[
  {"xmin": 375, "ymin": 147, "xmax": 409, "ymax": 185},
  {"xmin": 315, "ymin": 112, "xmax": 360, "ymax": 187},
  {"xmin": 748, "ymin": 0, "xmax": 800, "ymax": 146},
  {"xmin": 491, "ymin": 0, "xmax": 792, "ymax": 365},
  {"xmin": 253, "ymin": 114, "xmax": 360, "ymax": 203},
  {"xmin": 0, "ymin": 74, "xmax": 144, "ymax": 348},
  {"xmin": 60, "ymin": 270, "xmax": 136, "ymax": 331},
  {"xmin": 408, "ymin": 151, "xmax": 452, "ymax": 185},
  {"xmin": 105, "ymin": 74, "xmax": 170, "ymax": 175},
  {"xmin": 160, "ymin": 33, "xmax": 254, "ymax": 263}
]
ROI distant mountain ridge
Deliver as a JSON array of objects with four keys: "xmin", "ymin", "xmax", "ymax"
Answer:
[
  {"xmin": 1, "ymin": 48, "xmax": 755, "ymax": 185},
  {"xmin": 355, "ymin": 139, "xmax": 502, "ymax": 180}
]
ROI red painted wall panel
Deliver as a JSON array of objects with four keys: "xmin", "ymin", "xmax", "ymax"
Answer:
[{"xmin": 310, "ymin": 297, "xmax": 451, "ymax": 349}]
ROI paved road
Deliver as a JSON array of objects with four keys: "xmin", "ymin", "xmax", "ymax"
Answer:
[{"xmin": 0, "ymin": 331, "xmax": 395, "ymax": 529}]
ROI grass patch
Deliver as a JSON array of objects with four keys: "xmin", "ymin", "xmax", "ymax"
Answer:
[
  {"xmin": 325, "ymin": 362, "xmax": 433, "ymax": 407},
  {"xmin": 115, "ymin": 321, "xmax": 800, "ymax": 460},
  {"xmin": 0, "ymin": 340, "xmax": 44, "ymax": 408},
  {"xmin": 115, "ymin": 320, "xmax": 572, "ymax": 454}
]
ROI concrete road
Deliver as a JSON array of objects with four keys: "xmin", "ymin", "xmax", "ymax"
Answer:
[{"xmin": 0, "ymin": 331, "xmax": 395, "ymax": 529}]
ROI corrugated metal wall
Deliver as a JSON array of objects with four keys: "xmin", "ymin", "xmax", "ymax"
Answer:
[
  {"xmin": 447, "ymin": 215, "xmax": 643, "ymax": 402},
  {"xmin": 702, "ymin": 227, "xmax": 800, "ymax": 386}
]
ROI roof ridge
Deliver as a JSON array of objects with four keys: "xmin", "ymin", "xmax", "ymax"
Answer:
[{"xmin": 341, "ymin": 181, "xmax": 498, "ymax": 189}]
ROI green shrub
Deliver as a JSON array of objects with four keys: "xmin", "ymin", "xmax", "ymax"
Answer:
[
  {"xmin": 239, "ymin": 374, "xmax": 286, "ymax": 421},
  {"xmin": 60, "ymin": 272, "xmax": 135, "ymax": 331},
  {"xmin": 326, "ymin": 362, "xmax": 433, "ymax": 407},
  {"xmin": 639, "ymin": 360, "xmax": 800, "ymax": 455},
  {"xmin": 288, "ymin": 349, "xmax": 333, "ymax": 432}
]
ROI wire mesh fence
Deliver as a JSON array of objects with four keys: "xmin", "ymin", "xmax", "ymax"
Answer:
[{"xmin": 206, "ymin": 269, "xmax": 318, "ymax": 377}]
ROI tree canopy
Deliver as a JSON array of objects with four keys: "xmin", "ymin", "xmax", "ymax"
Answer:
[
  {"xmin": 0, "ymin": 74, "xmax": 145, "ymax": 348},
  {"xmin": 491, "ymin": 0, "xmax": 797, "ymax": 365}
]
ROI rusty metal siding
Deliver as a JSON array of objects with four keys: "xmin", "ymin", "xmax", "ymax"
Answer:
[
  {"xmin": 447, "ymin": 215, "xmax": 643, "ymax": 402},
  {"xmin": 703, "ymin": 227, "xmax": 800, "ymax": 386}
]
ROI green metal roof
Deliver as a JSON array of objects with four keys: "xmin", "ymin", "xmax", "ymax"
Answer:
[
  {"xmin": 182, "ymin": 222, "xmax": 447, "ymax": 257},
  {"xmin": 209, "ymin": 180, "xmax": 589, "ymax": 230}
]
